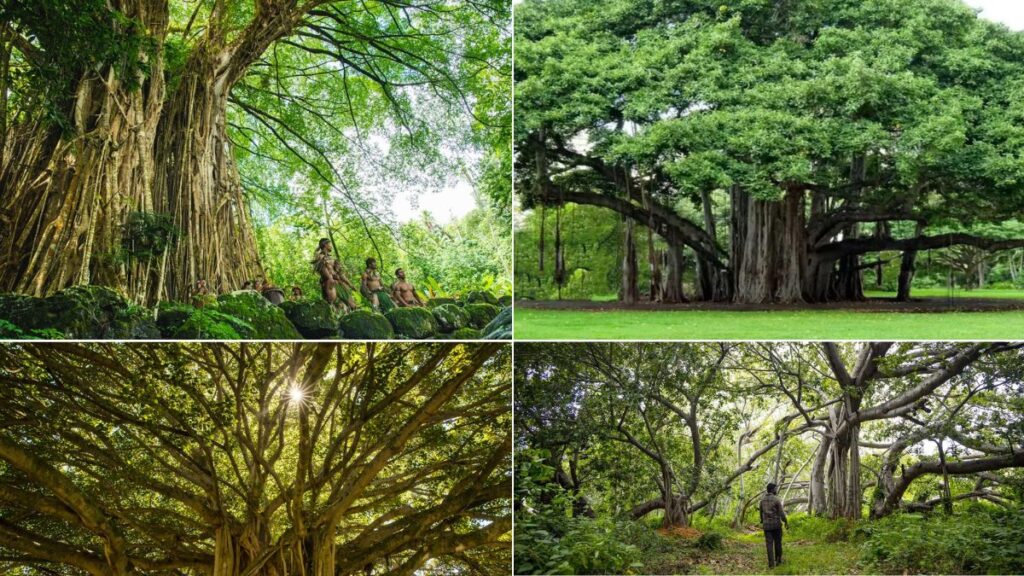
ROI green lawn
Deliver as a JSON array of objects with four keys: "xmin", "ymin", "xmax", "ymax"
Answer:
[
  {"xmin": 514, "ymin": 308, "xmax": 1024, "ymax": 339},
  {"xmin": 864, "ymin": 288, "xmax": 1024, "ymax": 300}
]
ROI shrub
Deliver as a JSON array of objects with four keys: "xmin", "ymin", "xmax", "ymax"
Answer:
[
  {"xmin": 695, "ymin": 532, "xmax": 723, "ymax": 550},
  {"xmin": 860, "ymin": 508, "xmax": 1024, "ymax": 574}
]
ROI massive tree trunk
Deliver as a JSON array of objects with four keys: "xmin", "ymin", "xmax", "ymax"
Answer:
[
  {"xmin": 0, "ymin": 1, "xmax": 169, "ymax": 302},
  {"xmin": 151, "ymin": 49, "xmax": 263, "ymax": 300},
  {"xmin": 731, "ymin": 186, "xmax": 808, "ymax": 304},
  {"xmin": 0, "ymin": 2, "xmax": 301, "ymax": 305},
  {"xmin": 808, "ymin": 435, "xmax": 830, "ymax": 516}
]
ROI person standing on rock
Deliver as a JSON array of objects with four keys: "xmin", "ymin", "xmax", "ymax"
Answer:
[
  {"xmin": 313, "ymin": 238, "xmax": 356, "ymax": 311},
  {"xmin": 759, "ymin": 482, "xmax": 788, "ymax": 568},
  {"xmin": 360, "ymin": 257, "xmax": 394, "ymax": 313}
]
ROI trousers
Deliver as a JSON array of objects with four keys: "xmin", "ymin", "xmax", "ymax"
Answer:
[{"xmin": 764, "ymin": 527, "xmax": 783, "ymax": 566}]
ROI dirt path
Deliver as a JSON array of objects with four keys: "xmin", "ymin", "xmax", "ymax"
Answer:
[
  {"xmin": 517, "ymin": 297, "xmax": 1024, "ymax": 313},
  {"xmin": 646, "ymin": 532, "xmax": 863, "ymax": 575}
]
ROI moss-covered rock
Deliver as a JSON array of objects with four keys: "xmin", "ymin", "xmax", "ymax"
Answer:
[
  {"xmin": 463, "ymin": 302, "xmax": 500, "ymax": 329},
  {"xmin": 386, "ymin": 307, "xmax": 438, "ymax": 339},
  {"xmin": 498, "ymin": 294, "xmax": 513, "ymax": 307},
  {"xmin": 339, "ymin": 309, "xmax": 394, "ymax": 339},
  {"xmin": 451, "ymin": 327, "xmax": 482, "ymax": 339},
  {"xmin": 172, "ymin": 309, "xmax": 250, "ymax": 339},
  {"xmin": 157, "ymin": 302, "xmax": 252, "ymax": 339},
  {"xmin": 281, "ymin": 300, "xmax": 339, "ymax": 339},
  {"xmin": 214, "ymin": 290, "xmax": 299, "ymax": 339},
  {"xmin": 426, "ymin": 297, "xmax": 459, "ymax": 308},
  {"xmin": 482, "ymin": 306, "xmax": 512, "ymax": 340},
  {"xmin": 0, "ymin": 286, "xmax": 158, "ymax": 339},
  {"xmin": 462, "ymin": 291, "xmax": 500, "ymax": 306},
  {"xmin": 432, "ymin": 303, "xmax": 470, "ymax": 333}
]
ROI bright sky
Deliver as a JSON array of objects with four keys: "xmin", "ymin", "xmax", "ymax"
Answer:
[
  {"xmin": 963, "ymin": 0, "xmax": 1024, "ymax": 30},
  {"xmin": 393, "ymin": 180, "xmax": 477, "ymax": 224}
]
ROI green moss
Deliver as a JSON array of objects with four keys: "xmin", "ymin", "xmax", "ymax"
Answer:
[
  {"xmin": 464, "ymin": 303, "xmax": 501, "ymax": 329},
  {"xmin": 386, "ymin": 307, "xmax": 438, "ymax": 339},
  {"xmin": 214, "ymin": 290, "xmax": 299, "ymax": 339},
  {"xmin": 463, "ymin": 290, "xmax": 500, "ymax": 306},
  {"xmin": 482, "ymin": 306, "xmax": 512, "ymax": 340},
  {"xmin": 339, "ymin": 309, "xmax": 394, "ymax": 339},
  {"xmin": 451, "ymin": 327, "xmax": 482, "ymax": 339},
  {"xmin": 281, "ymin": 300, "xmax": 340, "ymax": 339},
  {"xmin": 427, "ymin": 297, "xmax": 459, "ymax": 308},
  {"xmin": 0, "ymin": 286, "xmax": 158, "ymax": 339},
  {"xmin": 498, "ymin": 294, "xmax": 513, "ymax": 307},
  {"xmin": 172, "ymin": 309, "xmax": 249, "ymax": 339},
  {"xmin": 432, "ymin": 303, "xmax": 470, "ymax": 333}
]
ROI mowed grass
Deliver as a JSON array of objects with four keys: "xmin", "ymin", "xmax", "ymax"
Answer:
[
  {"xmin": 514, "ymin": 308, "xmax": 1024, "ymax": 339},
  {"xmin": 864, "ymin": 288, "xmax": 1024, "ymax": 300}
]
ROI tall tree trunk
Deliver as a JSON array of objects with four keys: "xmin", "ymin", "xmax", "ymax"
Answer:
[
  {"xmin": 808, "ymin": 435, "xmax": 830, "ymax": 516},
  {"xmin": 0, "ymin": 1, "xmax": 169, "ymax": 301},
  {"xmin": 621, "ymin": 218, "xmax": 639, "ymax": 304},
  {"xmin": 731, "ymin": 187, "xmax": 807, "ymax": 303},
  {"xmin": 662, "ymin": 245, "xmax": 686, "ymax": 303},
  {"xmin": 897, "ymin": 223, "xmax": 924, "ymax": 301},
  {"xmin": 152, "ymin": 51, "xmax": 262, "ymax": 300}
]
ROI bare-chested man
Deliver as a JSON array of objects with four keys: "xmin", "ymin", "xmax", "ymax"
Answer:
[
  {"xmin": 360, "ymin": 257, "xmax": 394, "ymax": 312},
  {"xmin": 290, "ymin": 286, "xmax": 303, "ymax": 302},
  {"xmin": 313, "ymin": 238, "xmax": 356, "ymax": 311},
  {"xmin": 390, "ymin": 268, "xmax": 424, "ymax": 307}
]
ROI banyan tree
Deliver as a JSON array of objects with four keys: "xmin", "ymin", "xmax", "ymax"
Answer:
[
  {"xmin": 516, "ymin": 342, "xmax": 1024, "ymax": 528},
  {"xmin": 0, "ymin": 0, "xmax": 508, "ymax": 305},
  {"xmin": 515, "ymin": 0, "xmax": 1024, "ymax": 304},
  {"xmin": 0, "ymin": 342, "xmax": 512, "ymax": 575}
]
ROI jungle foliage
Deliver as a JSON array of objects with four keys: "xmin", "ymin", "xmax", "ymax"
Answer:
[{"xmin": 514, "ymin": 342, "xmax": 1024, "ymax": 574}]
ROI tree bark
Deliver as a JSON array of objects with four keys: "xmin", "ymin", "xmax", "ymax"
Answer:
[{"xmin": 621, "ymin": 218, "xmax": 639, "ymax": 304}]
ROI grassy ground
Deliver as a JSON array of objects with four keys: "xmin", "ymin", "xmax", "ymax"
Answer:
[
  {"xmin": 514, "ymin": 308, "xmax": 1024, "ymax": 339},
  {"xmin": 864, "ymin": 288, "xmax": 1024, "ymax": 300},
  {"xmin": 643, "ymin": 529, "xmax": 863, "ymax": 575}
]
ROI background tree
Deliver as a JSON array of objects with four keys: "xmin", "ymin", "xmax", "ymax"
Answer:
[{"xmin": 0, "ymin": 0, "xmax": 509, "ymax": 304}]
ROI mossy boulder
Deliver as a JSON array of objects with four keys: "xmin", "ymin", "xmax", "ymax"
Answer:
[
  {"xmin": 482, "ymin": 306, "xmax": 512, "ymax": 340},
  {"xmin": 426, "ymin": 297, "xmax": 459, "ymax": 308},
  {"xmin": 451, "ymin": 327, "xmax": 482, "ymax": 339},
  {"xmin": 498, "ymin": 294, "xmax": 513, "ymax": 307},
  {"xmin": 215, "ymin": 290, "xmax": 299, "ymax": 339},
  {"xmin": 386, "ymin": 307, "xmax": 438, "ymax": 339},
  {"xmin": 0, "ymin": 286, "xmax": 158, "ymax": 339},
  {"xmin": 432, "ymin": 303, "xmax": 470, "ymax": 333},
  {"xmin": 172, "ymin": 309, "xmax": 251, "ymax": 339},
  {"xmin": 462, "ymin": 290, "xmax": 500, "ymax": 306},
  {"xmin": 281, "ymin": 300, "xmax": 339, "ymax": 339},
  {"xmin": 463, "ymin": 303, "xmax": 500, "ymax": 329},
  {"xmin": 339, "ymin": 309, "xmax": 394, "ymax": 339},
  {"xmin": 157, "ymin": 302, "xmax": 252, "ymax": 339}
]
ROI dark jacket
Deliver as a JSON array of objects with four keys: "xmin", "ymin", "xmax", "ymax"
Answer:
[{"xmin": 759, "ymin": 492, "xmax": 787, "ymax": 530}]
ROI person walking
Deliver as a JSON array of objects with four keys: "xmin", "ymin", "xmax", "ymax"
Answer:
[{"xmin": 759, "ymin": 482, "xmax": 788, "ymax": 568}]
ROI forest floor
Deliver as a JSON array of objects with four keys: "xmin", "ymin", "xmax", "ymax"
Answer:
[
  {"xmin": 644, "ymin": 529, "xmax": 864, "ymax": 575},
  {"xmin": 515, "ymin": 291, "xmax": 1024, "ymax": 339}
]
